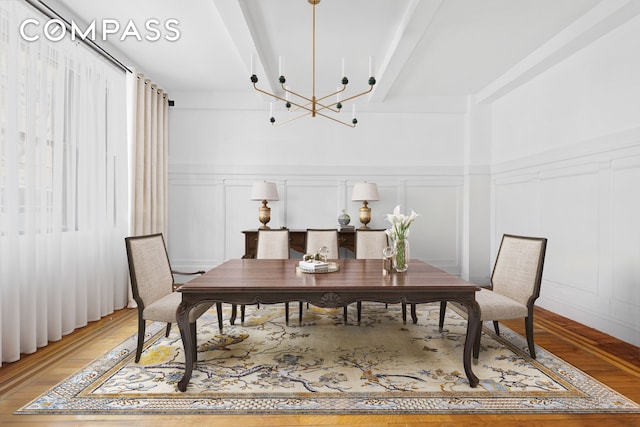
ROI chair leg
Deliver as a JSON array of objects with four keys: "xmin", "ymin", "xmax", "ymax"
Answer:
[
  {"xmin": 343, "ymin": 306, "xmax": 348, "ymax": 324},
  {"xmin": 135, "ymin": 315, "xmax": 146, "ymax": 363},
  {"xmin": 438, "ymin": 301, "xmax": 447, "ymax": 332},
  {"xmin": 165, "ymin": 323, "xmax": 171, "ymax": 337},
  {"xmin": 241, "ymin": 305, "xmax": 246, "ymax": 323},
  {"xmin": 285, "ymin": 302, "xmax": 290, "ymax": 324},
  {"xmin": 525, "ymin": 316, "xmax": 536, "ymax": 359},
  {"xmin": 299, "ymin": 301, "xmax": 303, "ymax": 323},
  {"xmin": 230, "ymin": 304, "xmax": 237, "ymax": 325},
  {"xmin": 216, "ymin": 303, "xmax": 223, "ymax": 333},
  {"xmin": 357, "ymin": 301, "xmax": 362, "ymax": 325},
  {"xmin": 411, "ymin": 304, "xmax": 418, "ymax": 324},
  {"xmin": 402, "ymin": 303, "xmax": 407, "ymax": 324},
  {"xmin": 493, "ymin": 320, "xmax": 500, "ymax": 336}
]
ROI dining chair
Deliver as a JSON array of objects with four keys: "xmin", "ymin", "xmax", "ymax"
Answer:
[
  {"xmin": 125, "ymin": 233, "xmax": 220, "ymax": 363},
  {"xmin": 347, "ymin": 230, "xmax": 390, "ymax": 324},
  {"xmin": 234, "ymin": 229, "xmax": 292, "ymax": 324},
  {"xmin": 297, "ymin": 229, "xmax": 341, "ymax": 322},
  {"xmin": 439, "ymin": 234, "xmax": 547, "ymax": 359},
  {"xmin": 256, "ymin": 228, "xmax": 290, "ymax": 259},
  {"xmin": 306, "ymin": 228, "xmax": 340, "ymax": 259}
]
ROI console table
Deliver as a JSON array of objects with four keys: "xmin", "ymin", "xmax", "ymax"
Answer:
[{"xmin": 242, "ymin": 229, "xmax": 356, "ymax": 258}]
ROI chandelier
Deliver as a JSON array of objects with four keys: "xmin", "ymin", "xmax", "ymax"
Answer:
[{"xmin": 250, "ymin": 0, "xmax": 376, "ymax": 128}]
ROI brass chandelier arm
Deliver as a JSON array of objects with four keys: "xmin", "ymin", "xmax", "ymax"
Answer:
[
  {"xmin": 272, "ymin": 111, "xmax": 313, "ymax": 127},
  {"xmin": 314, "ymin": 110, "xmax": 356, "ymax": 128},
  {"xmin": 282, "ymin": 83, "xmax": 346, "ymax": 113},
  {"xmin": 253, "ymin": 83, "xmax": 315, "ymax": 114},
  {"xmin": 280, "ymin": 84, "xmax": 314, "ymax": 104},
  {"xmin": 313, "ymin": 84, "xmax": 374, "ymax": 114},
  {"xmin": 330, "ymin": 84, "xmax": 375, "ymax": 107}
]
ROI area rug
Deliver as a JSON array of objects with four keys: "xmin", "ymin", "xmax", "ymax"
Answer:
[{"xmin": 16, "ymin": 303, "xmax": 640, "ymax": 415}]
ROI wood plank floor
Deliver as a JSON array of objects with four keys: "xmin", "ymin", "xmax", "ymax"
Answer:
[{"xmin": 1, "ymin": 306, "xmax": 638, "ymax": 426}]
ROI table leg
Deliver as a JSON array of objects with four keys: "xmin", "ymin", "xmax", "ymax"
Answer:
[
  {"xmin": 177, "ymin": 300, "xmax": 194, "ymax": 392},
  {"xmin": 410, "ymin": 303, "xmax": 418, "ymax": 324},
  {"xmin": 461, "ymin": 300, "xmax": 480, "ymax": 388},
  {"xmin": 230, "ymin": 304, "xmax": 237, "ymax": 325}
]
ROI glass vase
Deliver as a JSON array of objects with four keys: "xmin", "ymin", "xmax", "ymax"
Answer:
[{"xmin": 393, "ymin": 238, "xmax": 409, "ymax": 272}]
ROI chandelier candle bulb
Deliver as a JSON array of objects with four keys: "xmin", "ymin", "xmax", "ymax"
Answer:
[
  {"xmin": 279, "ymin": 56, "xmax": 284, "ymax": 76},
  {"xmin": 369, "ymin": 56, "xmax": 375, "ymax": 77},
  {"xmin": 341, "ymin": 57, "xmax": 345, "ymax": 77}
]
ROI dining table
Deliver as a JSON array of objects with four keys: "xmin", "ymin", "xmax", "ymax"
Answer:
[{"xmin": 176, "ymin": 258, "xmax": 481, "ymax": 392}]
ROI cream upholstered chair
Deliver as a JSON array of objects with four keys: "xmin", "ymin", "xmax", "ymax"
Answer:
[
  {"xmin": 235, "ymin": 229, "xmax": 292, "ymax": 323},
  {"xmin": 125, "ymin": 233, "xmax": 219, "ymax": 363},
  {"xmin": 297, "ymin": 229, "xmax": 341, "ymax": 321},
  {"xmin": 439, "ymin": 234, "xmax": 547, "ymax": 359},
  {"xmin": 256, "ymin": 228, "xmax": 290, "ymax": 259},
  {"xmin": 306, "ymin": 229, "xmax": 339, "ymax": 259},
  {"xmin": 346, "ymin": 230, "xmax": 390, "ymax": 324},
  {"xmin": 355, "ymin": 229, "xmax": 388, "ymax": 260}
]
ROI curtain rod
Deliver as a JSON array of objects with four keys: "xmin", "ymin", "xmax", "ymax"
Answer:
[{"xmin": 23, "ymin": 0, "xmax": 132, "ymax": 74}]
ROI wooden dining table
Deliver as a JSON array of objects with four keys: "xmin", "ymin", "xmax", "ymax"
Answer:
[{"xmin": 176, "ymin": 258, "xmax": 481, "ymax": 392}]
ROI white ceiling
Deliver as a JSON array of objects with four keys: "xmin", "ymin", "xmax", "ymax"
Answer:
[{"xmin": 49, "ymin": 0, "xmax": 633, "ymax": 108}]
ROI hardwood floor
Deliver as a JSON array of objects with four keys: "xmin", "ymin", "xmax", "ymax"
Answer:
[{"xmin": 1, "ymin": 306, "xmax": 638, "ymax": 426}]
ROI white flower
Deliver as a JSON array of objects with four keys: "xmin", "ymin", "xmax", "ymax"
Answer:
[{"xmin": 385, "ymin": 205, "xmax": 420, "ymax": 241}]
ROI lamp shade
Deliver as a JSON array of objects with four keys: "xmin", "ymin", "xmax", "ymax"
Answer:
[
  {"xmin": 351, "ymin": 182, "xmax": 379, "ymax": 202},
  {"xmin": 250, "ymin": 181, "xmax": 279, "ymax": 201}
]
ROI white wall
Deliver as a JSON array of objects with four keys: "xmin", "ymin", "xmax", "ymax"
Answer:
[
  {"xmin": 490, "ymin": 15, "xmax": 640, "ymax": 345},
  {"xmin": 167, "ymin": 98, "xmax": 480, "ymax": 279},
  {"xmin": 166, "ymin": 14, "xmax": 640, "ymax": 347}
]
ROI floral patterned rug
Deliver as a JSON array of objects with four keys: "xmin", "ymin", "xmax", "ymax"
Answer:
[{"xmin": 16, "ymin": 303, "xmax": 640, "ymax": 415}]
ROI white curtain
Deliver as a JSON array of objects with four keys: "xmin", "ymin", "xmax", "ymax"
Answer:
[
  {"xmin": 125, "ymin": 72, "xmax": 169, "ymax": 307},
  {"xmin": 0, "ymin": 1, "xmax": 129, "ymax": 365}
]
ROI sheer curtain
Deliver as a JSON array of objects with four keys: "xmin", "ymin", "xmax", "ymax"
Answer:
[
  {"xmin": 0, "ymin": 1, "xmax": 129, "ymax": 365},
  {"xmin": 125, "ymin": 72, "xmax": 169, "ymax": 307}
]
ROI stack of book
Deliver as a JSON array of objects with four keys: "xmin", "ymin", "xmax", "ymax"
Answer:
[
  {"xmin": 338, "ymin": 224, "xmax": 355, "ymax": 232},
  {"xmin": 298, "ymin": 260, "xmax": 329, "ymax": 273}
]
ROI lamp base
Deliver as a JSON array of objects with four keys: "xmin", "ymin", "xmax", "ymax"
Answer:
[
  {"xmin": 258, "ymin": 201, "xmax": 271, "ymax": 230},
  {"xmin": 359, "ymin": 202, "xmax": 371, "ymax": 230}
]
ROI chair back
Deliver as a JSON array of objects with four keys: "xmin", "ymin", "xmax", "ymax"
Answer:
[
  {"xmin": 306, "ymin": 229, "xmax": 339, "ymax": 259},
  {"xmin": 125, "ymin": 233, "xmax": 174, "ymax": 309},
  {"xmin": 355, "ymin": 230, "xmax": 389, "ymax": 259},
  {"xmin": 491, "ymin": 234, "xmax": 547, "ymax": 307},
  {"xmin": 256, "ymin": 229, "xmax": 290, "ymax": 259}
]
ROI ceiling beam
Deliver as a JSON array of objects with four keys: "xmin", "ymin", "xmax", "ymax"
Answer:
[
  {"xmin": 369, "ymin": 0, "xmax": 443, "ymax": 103},
  {"xmin": 476, "ymin": 0, "xmax": 640, "ymax": 104},
  {"xmin": 212, "ymin": 0, "xmax": 277, "ymax": 96}
]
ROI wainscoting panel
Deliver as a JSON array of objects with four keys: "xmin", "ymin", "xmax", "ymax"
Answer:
[
  {"xmin": 283, "ymin": 179, "xmax": 346, "ymax": 230},
  {"xmin": 540, "ymin": 166, "xmax": 600, "ymax": 296},
  {"xmin": 610, "ymin": 156, "xmax": 640, "ymax": 330},
  {"xmin": 492, "ymin": 131, "xmax": 640, "ymax": 346},
  {"xmin": 406, "ymin": 180, "xmax": 462, "ymax": 273},
  {"xmin": 168, "ymin": 169, "xmax": 466, "ymax": 275},
  {"xmin": 168, "ymin": 176, "xmax": 224, "ymax": 273}
]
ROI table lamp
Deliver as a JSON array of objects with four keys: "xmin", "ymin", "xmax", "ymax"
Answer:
[
  {"xmin": 250, "ymin": 181, "xmax": 279, "ymax": 229},
  {"xmin": 351, "ymin": 182, "xmax": 379, "ymax": 230}
]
